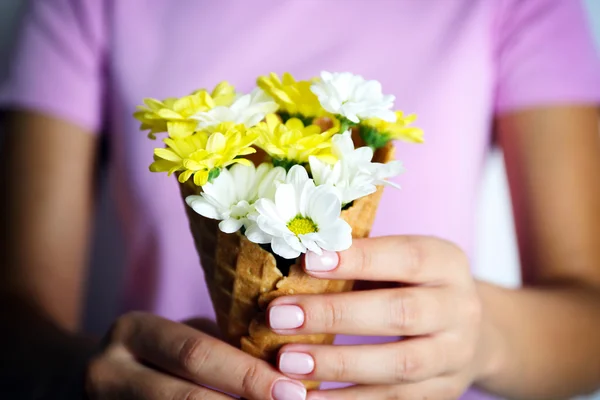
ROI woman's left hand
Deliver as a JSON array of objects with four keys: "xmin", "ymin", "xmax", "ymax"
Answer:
[{"xmin": 268, "ymin": 236, "xmax": 485, "ymax": 399}]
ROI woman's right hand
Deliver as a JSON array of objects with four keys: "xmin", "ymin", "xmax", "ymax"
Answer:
[{"xmin": 85, "ymin": 312, "xmax": 307, "ymax": 400}]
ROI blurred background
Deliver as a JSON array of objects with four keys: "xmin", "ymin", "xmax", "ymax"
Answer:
[
  {"xmin": 472, "ymin": 0, "xmax": 600, "ymax": 291},
  {"xmin": 0, "ymin": 1, "xmax": 599, "ymax": 398}
]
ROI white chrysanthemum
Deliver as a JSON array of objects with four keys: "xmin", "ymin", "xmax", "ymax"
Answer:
[
  {"xmin": 185, "ymin": 163, "xmax": 286, "ymax": 233},
  {"xmin": 310, "ymin": 71, "xmax": 396, "ymax": 124},
  {"xmin": 246, "ymin": 165, "xmax": 352, "ymax": 259},
  {"xmin": 192, "ymin": 88, "xmax": 278, "ymax": 129},
  {"xmin": 309, "ymin": 131, "xmax": 403, "ymax": 205}
]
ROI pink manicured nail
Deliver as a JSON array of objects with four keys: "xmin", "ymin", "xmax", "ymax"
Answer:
[
  {"xmin": 279, "ymin": 352, "xmax": 315, "ymax": 375},
  {"xmin": 272, "ymin": 379, "xmax": 307, "ymax": 400},
  {"xmin": 305, "ymin": 250, "xmax": 339, "ymax": 272},
  {"xmin": 269, "ymin": 305, "xmax": 305, "ymax": 330}
]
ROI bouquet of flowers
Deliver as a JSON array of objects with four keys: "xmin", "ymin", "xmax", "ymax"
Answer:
[{"xmin": 134, "ymin": 71, "xmax": 422, "ymax": 389}]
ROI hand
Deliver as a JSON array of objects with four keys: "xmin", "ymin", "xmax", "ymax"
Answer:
[
  {"xmin": 268, "ymin": 236, "xmax": 484, "ymax": 399},
  {"xmin": 85, "ymin": 312, "xmax": 307, "ymax": 400}
]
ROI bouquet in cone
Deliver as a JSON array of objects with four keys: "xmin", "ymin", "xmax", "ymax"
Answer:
[{"xmin": 134, "ymin": 71, "xmax": 423, "ymax": 389}]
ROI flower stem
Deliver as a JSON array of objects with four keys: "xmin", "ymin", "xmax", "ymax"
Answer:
[
  {"xmin": 358, "ymin": 124, "xmax": 391, "ymax": 150},
  {"xmin": 342, "ymin": 200, "xmax": 354, "ymax": 210},
  {"xmin": 279, "ymin": 111, "xmax": 314, "ymax": 127},
  {"xmin": 272, "ymin": 158, "xmax": 304, "ymax": 172},
  {"xmin": 339, "ymin": 119, "xmax": 351, "ymax": 134}
]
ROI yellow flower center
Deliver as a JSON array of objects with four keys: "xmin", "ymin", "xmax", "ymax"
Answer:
[{"xmin": 287, "ymin": 215, "xmax": 318, "ymax": 236}]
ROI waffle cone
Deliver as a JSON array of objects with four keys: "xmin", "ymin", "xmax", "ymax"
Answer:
[{"xmin": 179, "ymin": 139, "xmax": 395, "ymax": 390}]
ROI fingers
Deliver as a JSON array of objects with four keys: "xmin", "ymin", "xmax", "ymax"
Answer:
[
  {"xmin": 303, "ymin": 236, "xmax": 469, "ymax": 284},
  {"xmin": 86, "ymin": 347, "xmax": 233, "ymax": 399},
  {"xmin": 277, "ymin": 338, "xmax": 458, "ymax": 385},
  {"xmin": 309, "ymin": 384, "xmax": 411, "ymax": 400},
  {"xmin": 183, "ymin": 317, "xmax": 222, "ymax": 338},
  {"xmin": 268, "ymin": 288, "xmax": 455, "ymax": 336},
  {"xmin": 307, "ymin": 384, "xmax": 422, "ymax": 400},
  {"xmin": 305, "ymin": 378, "xmax": 463, "ymax": 400},
  {"xmin": 111, "ymin": 312, "xmax": 304, "ymax": 400}
]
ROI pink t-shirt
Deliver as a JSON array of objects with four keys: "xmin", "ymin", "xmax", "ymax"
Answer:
[{"xmin": 1, "ymin": 1, "xmax": 599, "ymax": 397}]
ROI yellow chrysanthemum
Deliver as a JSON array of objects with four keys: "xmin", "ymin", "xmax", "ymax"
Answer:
[
  {"xmin": 362, "ymin": 111, "xmax": 424, "ymax": 145},
  {"xmin": 191, "ymin": 81, "xmax": 236, "ymax": 107},
  {"xmin": 251, "ymin": 114, "xmax": 337, "ymax": 167},
  {"xmin": 150, "ymin": 125, "xmax": 259, "ymax": 186},
  {"xmin": 150, "ymin": 132, "xmax": 209, "ymax": 175},
  {"xmin": 134, "ymin": 81, "xmax": 236, "ymax": 139},
  {"xmin": 133, "ymin": 97, "xmax": 177, "ymax": 138},
  {"xmin": 257, "ymin": 72, "xmax": 324, "ymax": 123}
]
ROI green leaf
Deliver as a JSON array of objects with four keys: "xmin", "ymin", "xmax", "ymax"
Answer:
[
  {"xmin": 338, "ymin": 116, "xmax": 357, "ymax": 134},
  {"xmin": 359, "ymin": 124, "xmax": 391, "ymax": 150},
  {"xmin": 272, "ymin": 158, "xmax": 305, "ymax": 172},
  {"xmin": 207, "ymin": 167, "xmax": 221, "ymax": 182},
  {"xmin": 278, "ymin": 111, "xmax": 315, "ymax": 127}
]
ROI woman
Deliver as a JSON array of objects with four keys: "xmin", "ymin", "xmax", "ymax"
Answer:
[{"xmin": 1, "ymin": 0, "xmax": 599, "ymax": 399}]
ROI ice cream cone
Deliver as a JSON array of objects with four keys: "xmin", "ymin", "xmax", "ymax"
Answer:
[{"xmin": 179, "ymin": 140, "xmax": 395, "ymax": 390}]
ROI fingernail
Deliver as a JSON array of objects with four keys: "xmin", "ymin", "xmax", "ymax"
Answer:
[
  {"xmin": 272, "ymin": 379, "xmax": 307, "ymax": 400},
  {"xmin": 305, "ymin": 250, "xmax": 339, "ymax": 272},
  {"xmin": 269, "ymin": 305, "xmax": 305, "ymax": 330},
  {"xmin": 279, "ymin": 352, "xmax": 315, "ymax": 375}
]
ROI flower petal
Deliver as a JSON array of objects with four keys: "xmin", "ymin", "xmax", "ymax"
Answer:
[
  {"xmin": 192, "ymin": 169, "xmax": 210, "ymax": 186},
  {"xmin": 314, "ymin": 219, "xmax": 352, "ymax": 251},
  {"xmin": 381, "ymin": 180, "xmax": 401, "ymax": 189},
  {"xmin": 308, "ymin": 156, "xmax": 330, "ymax": 186},
  {"xmin": 185, "ymin": 195, "xmax": 221, "ymax": 220},
  {"xmin": 307, "ymin": 185, "xmax": 341, "ymax": 226},
  {"xmin": 206, "ymin": 131, "xmax": 227, "ymax": 152},
  {"xmin": 230, "ymin": 201, "xmax": 252, "ymax": 219},
  {"xmin": 274, "ymin": 183, "xmax": 298, "ymax": 222},
  {"xmin": 340, "ymin": 181, "xmax": 376, "ymax": 204},
  {"xmin": 245, "ymin": 222, "xmax": 273, "ymax": 244},
  {"xmin": 374, "ymin": 160, "xmax": 404, "ymax": 179},
  {"xmin": 154, "ymin": 148, "xmax": 182, "ymax": 162},
  {"xmin": 272, "ymin": 236, "xmax": 302, "ymax": 259},
  {"xmin": 353, "ymin": 146, "xmax": 374, "ymax": 164},
  {"xmin": 374, "ymin": 108, "xmax": 397, "ymax": 122},
  {"xmin": 178, "ymin": 170, "xmax": 194, "ymax": 183},
  {"xmin": 256, "ymin": 215, "xmax": 289, "ymax": 237},
  {"xmin": 219, "ymin": 218, "xmax": 244, "ymax": 234},
  {"xmin": 252, "ymin": 162, "xmax": 273, "ymax": 199},
  {"xmin": 254, "ymin": 198, "xmax": 283, "ymax": 223},
  {"xmin": 332, "ymin": 131, "xmax": 355, "ymax": 158},
  {"xmin": 229, "ymin": 163, "xmax": 256, "ymax": 201},
  {"xmin": 258, "ymin": 166, "xmax": 286, "ymax": 200},
  {"xmin": 284, "ymin": 233, "xmax": 306, "ymax": 253},
  {"xmin": 297, "ymin": 179, "xmax": 316, "ymax": 217},
  {"xmin": 286, "ymin": 165, "xmax": 310, "ymax": 189},
  {"xmin": 299, "ymin": 235, "xmax": 322, "ymax": 255},
  {"xmin": 203, "ymin": 169, "xmax": 235, "ymax": 206}
]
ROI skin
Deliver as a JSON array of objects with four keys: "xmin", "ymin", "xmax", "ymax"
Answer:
[
  {"xmin": 0, "ymin": 112, "xmax": 300, "ymax": 399},
  {"xmin": 0, "ymin": 105, "xmax": 599, "ymax": 399},
  {"xmin": 270, "ymin": 105, "xmax": 600, "ymax": 399}
]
